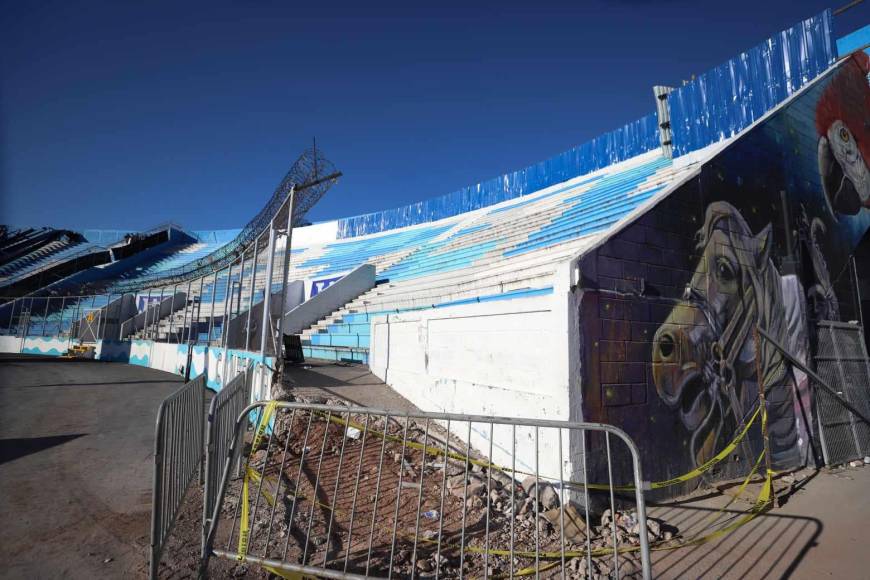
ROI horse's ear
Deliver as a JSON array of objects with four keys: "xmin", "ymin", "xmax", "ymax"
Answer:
[{"xmin": 753, "ymin": 223, "xmax": 773, "ymax": 268}]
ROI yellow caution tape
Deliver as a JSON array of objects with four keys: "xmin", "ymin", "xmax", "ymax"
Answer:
[
  {"xmin": 231, "ymin": 401, "xmax": 774, "ymax": 577},
  {"xmin": 318, "ymin": 403, "xmax": 762, "ymax": 492},
  {"xmin": 237, "ymin": 401, "xmax": 278, "ymax": 562},
  {"xmin": 236, "ymin": 467, "xmax": 250, "ymax": 561}
]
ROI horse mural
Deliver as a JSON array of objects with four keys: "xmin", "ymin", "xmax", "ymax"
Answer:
[{"xmin": 651, "ymin": 201, "xmax": 812, "ymax": 470}]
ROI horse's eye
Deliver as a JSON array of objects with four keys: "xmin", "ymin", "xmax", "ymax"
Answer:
[
  {"xmin": 839, "ymin": 126, "xmax": 850, "ymax": 142},
  {"xmin": 716, "ymin": 258, "xmax": 736, "ymax": 283}
]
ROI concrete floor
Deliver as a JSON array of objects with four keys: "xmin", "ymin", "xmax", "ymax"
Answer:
[
  {"xmin": 649, "ymin": 463, "xmax": 870, "ymax": 578},
  {"xmin": 283, "ymin": 359, "xmax": 419, "ymax": 413},
  {"xmin": 0, "ymin": 358, "xmax": 184, "ymax": 579}
]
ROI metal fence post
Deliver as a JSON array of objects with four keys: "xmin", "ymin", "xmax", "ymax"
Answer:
[
  {"xmin": 167, "ymin": 284, "xmax": 178, "ymax": 343},
  {"xmin": 207, "ymin": 272, "xmax": 218, "ymax": 344},
  {"xmin": 258, "ymin": 221, "xmax": 276, "ymax": 397},
  {"xmin": 197, "ymin": 275, "xmax": 205, "ymax": 344},
  {"xmin": 276, "ymin": 187, "xmax": 295, "ymax": 365},
  {"xmin": 26, "ymin": 297, "xmax": 35, "ymax": 336},
  {"xmin": 39, "ymin": 297, "xmax": 50, "ymax": 336},
  {"xmin": 58, "ymin": 296, "xmax": 66, "ymax": 337},
  {"xmin": 144, "ymin": 289, "xmax": 152, "ymax": 340},
  {"xmin": 149, "ymin": 400, "xmax": 166, "ymax": 580},
  {"xmin": 236, "ymin": 250, "xmax": 247, "ymax": 321},
  {"xmin": 245, "ymin": 238, "xmax": 260, "ymax": 352},
  {"xmin": 5, "ymin": 298, "xmax": 17, "ymax": 335},
  {"xmin": 153, "ymin": 288, "xmax": 165, "ymax": 341},
  {"xmin": 220, "ymin": 263, "xmax": 234, "ymax": 389},
  {"xmin": 181, "ymin": 280, "xmax": 192, "ymax": 344}
]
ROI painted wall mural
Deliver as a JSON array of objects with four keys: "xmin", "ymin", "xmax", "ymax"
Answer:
[
  {"xmin": 650, "ymin": 202, "xmax": 814, "ymax": 470},
  {"xmin": 817, "ymin": 52, "xmax": 870, "ymax": 217},
  {"xmin": 578, "ymin": 52, "xmax": 870, "ymax": 493}
]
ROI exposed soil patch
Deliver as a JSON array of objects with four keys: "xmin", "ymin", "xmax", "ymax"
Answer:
[{"xmin": 184, "ymin": 400, "xmax": 676, "ymax": 579}]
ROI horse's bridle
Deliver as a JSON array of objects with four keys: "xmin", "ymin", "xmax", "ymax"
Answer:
[
  {"xmin": 682, "ymin": 274, "xmax": 765, "ymax": 468},
  {"xmin": 683, "ymin": 282, "xmax": 756, "ymax": 395}
]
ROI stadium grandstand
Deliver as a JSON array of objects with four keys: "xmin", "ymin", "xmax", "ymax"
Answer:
[{"xmin": 2, "ymin": 9, "xmax": 870, "ymax": 572}]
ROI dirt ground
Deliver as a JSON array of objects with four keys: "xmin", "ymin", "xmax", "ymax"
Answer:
[
  {"xmin": 169, "ymin": 448, "xmax": 870, "ymax": 580},
  {"xmin": 168, "ymin": 404, "xmax": 652, "ymax": 580}
]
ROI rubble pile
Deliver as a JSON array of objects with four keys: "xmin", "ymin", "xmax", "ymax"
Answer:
[{"xmin": 210, "ymin": 399, "xmax": 679, "ymax": 579}]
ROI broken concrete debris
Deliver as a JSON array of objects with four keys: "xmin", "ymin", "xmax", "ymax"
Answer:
[{"xmin": 216, "ymin": 405, "xmax": 680, "ymax": 579}]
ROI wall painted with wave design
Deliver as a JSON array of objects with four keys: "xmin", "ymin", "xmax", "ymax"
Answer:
[{"xmin": 21, "ymin": 336, "xmax": 74, "ymax": 357}]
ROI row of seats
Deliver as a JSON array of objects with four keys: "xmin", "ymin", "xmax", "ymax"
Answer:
[
  {"xmin": 0, "ymin": 238, "xmax": 95, "ymax": 287},
  {"xmin": 7, "ymin": 151, "xmax": 695, "ymax": 360},
  {"xmin": 297, "ymin": 152, "xmax": 696, "ymax": 362},
  {"xmin": 0, "ymin": 227, "xmax": 58, "ymax": 260},
  {"xmin": 300, "ymin": 286, "xmax": 555, "ymax": 363},
  {"xmin": 111, "ymin": 237, "xmax": 236, "ymax": 283}
]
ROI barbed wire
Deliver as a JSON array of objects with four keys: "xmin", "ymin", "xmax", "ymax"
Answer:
[{"xmin": 113, "ymin": 147, "xmax": 340, "ymax": 291}]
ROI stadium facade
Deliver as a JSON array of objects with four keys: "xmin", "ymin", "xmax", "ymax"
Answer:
[{"xmin": 2, "ymin": 11, "xmax": 869, "ymax": 493}]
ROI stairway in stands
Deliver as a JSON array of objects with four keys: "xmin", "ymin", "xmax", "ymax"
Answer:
[
  {"xmin": 298, "ymin": 282, "xmax": 555, "ymax": 364},
  {"xmin": 298, "ymin": 284, "xmax": 389, "ymax": 364}
]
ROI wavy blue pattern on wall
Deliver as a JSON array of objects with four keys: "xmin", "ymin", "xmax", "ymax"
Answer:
[
  {"xmin": 189, "ymin": 345, "xmax": 208, "ymax": 379},
  {"xmin": 21, "ymin": 337, "xmax": 69, "ymax": 357},
  {"xmin": 129, "ymin": 339, "xmax": 151, "ymax": 366},
  {"xmin": 336, "ymin": 114, "xmax": 660, "ymax": 238}
]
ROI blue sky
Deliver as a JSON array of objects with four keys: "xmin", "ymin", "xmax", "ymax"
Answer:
[{"xmin": 1, "ymin": 0, "xmax": 868, "ymax": 231}]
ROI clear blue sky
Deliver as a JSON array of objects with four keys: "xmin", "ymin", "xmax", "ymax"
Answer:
[{"xmin": 1, "ymin": 0, "xmax": 867, "ymax": 231}]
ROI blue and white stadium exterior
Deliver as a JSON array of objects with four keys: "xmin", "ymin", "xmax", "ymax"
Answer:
[{"xmin": 2, "ymin": 10, "xmax": 869, "ymax": 490}]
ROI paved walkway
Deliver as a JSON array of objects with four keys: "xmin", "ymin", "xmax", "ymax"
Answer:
[
  {"xmin": 650, "ymin": 463, "xmax": 870, "ymax": 579},
  {"xmin": 283, "ymin": 359, "xmax": 418, "ymax": 413},
  {"xmin": 0, "ymin": 358, "xmax": 183, "ymax": 579}
]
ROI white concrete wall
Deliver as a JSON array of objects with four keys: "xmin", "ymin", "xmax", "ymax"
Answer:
[
  {"xmin": 369, "ymin": 262, "xmax": 579, "ymax": 481},
  {"xmin": 0, "ymin": 336, "xmax": 23, "ymax": 353},
  {"xmin": 292, "ymin": 220, "xmax": 338, "ymax": 246},
  {"xmin": 284, "ymin": 264, "xmax": 376, "ymax": 334}
]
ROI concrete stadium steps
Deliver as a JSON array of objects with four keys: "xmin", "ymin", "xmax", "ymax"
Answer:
[
  {"xmin": 291, "ymin": 156, "xmax": 698, "ymax": 365},
  {"xmin": 135, "ymin": 154, "xmax": 692, "ymax": 356},
  {"xmin": 301, "ymin": 344, "xmax": 369, "ymax": 364},
  {"xmin": 54, "ymin": 148, "xmax": 696, "ymax": 356},
  {"xmin": 129, "ymin": 296, "xmax": 206, "ymax": 342},
  {"xmin": 0, "ymin": 240, "xmax": 95, "ymax": 286},
  {"xmin": 296, "ymin": 156, "xmax": 691, "ymax": 290},
  {"xmin": 298, "ymin": 283, "xmax": 553, "ymax": 365}
]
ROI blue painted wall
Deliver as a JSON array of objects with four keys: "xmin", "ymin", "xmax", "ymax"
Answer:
[{"xmin": 836, "ymin": 24, "xmax": 870, "ymax": 57}]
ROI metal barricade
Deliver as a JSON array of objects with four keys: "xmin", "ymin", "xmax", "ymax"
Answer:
[
  {"xmin": 202, "ymin": 366, "xmax": 253, "ymax": 552},
  {"xmin": 201, "ymin": 402, "xmax": 651, "ymax": 579},
  {"xmin": 814, "ymin": 320, "xmax": 870, "ymax": 463},
  {"xmin": 759, "ymin": 324, "xmax": 870, "ymax": 466},
  {"xmin": 150, "ymin": 374, "xmax": 207, "ymax": 580}
]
